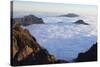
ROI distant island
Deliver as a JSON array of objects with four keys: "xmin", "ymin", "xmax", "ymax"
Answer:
[
  {"xmin": 58, "ymin": 13, "xmax": 79, "ymax": 17},
  {"xmin": 12, "ymin": 15, "xmax": 44, "ymax": 26},
  {"xmin": 74, "ymin": 20, "xmax": 89, "ymax": 25}
]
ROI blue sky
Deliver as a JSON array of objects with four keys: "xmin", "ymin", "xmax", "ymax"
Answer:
[{"xmin": 13, "ymin": 1, "xmax": 97, "ymax": 14}]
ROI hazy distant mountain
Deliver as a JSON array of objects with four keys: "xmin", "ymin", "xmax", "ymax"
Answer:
[
  {"xmin": 13, "ymin": 15, "xmax": 44, "ymax": 26},
  {"xmin": 58, "ymin": 13, "xmax": 79, "ymax": 17},
  {"xmin": 74, "ymin": 20, "xmax": 89, "ymax": 25}
]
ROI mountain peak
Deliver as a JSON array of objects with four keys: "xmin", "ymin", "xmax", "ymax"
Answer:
[
  {"xmin": 58, "ymin": 13, "xmax": 79, "ymax": 17},
  {"xmin": 13, "ymin": 14, "xmax": 44, "ymax": 26},
  {"xmin": 74, "ymin": 20, "xmax": 89, "ymax": 25}
]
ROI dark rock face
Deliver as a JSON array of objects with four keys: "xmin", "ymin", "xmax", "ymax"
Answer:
[
  {"xmin": 74, "ymin": 20, "xmax": 89, "ymax": 25},
  {"xmin": 11, "ymin": 22, "xmax": 68, "ymax": 66},
  {"xmin": 55, "ymin": 60, "xmax": 68, "ymax": 63},
  {"xmin": 13, "ymin": 15, "xmax": 44, "ymax": 26},
  {"xmin": 58, "ymin": 13, "xmax": 79, "ymax": 17},
  {"xmin": 74, "ymin": 43, "xmax": 97, "ymax": 62}
]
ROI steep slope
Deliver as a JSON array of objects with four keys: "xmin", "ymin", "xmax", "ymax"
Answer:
[
  {"xmin": 74, "ymin": 43, "xmax": 97, "ymax": 62},
  {"xmin": 11, "ymin": 22, "xmax": 68, "ymax": 66}
]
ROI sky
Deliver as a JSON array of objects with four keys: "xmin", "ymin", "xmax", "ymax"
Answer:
[{"xmin": 12, "ymin": 1, "xmax": 97, "ymax": 15}]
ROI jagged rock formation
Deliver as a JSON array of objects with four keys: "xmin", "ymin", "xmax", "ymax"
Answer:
[
  {"xmin": 58, "ymin": 13, "xmax": 79, "ymax": 17},
  {"xmin": 74, "ymin": 43, "xmax": 97, "ymax": 62},
  {"xmin": 13, "ymin": 15, "xmax": 44, "ymax": 26},
  {"xmin": 11, "ymin": 22, "xmax": 68, "ymax": 66},
  {"xmin": 74, "ymin": 20, "xmax": 89, "ymax": 25}
]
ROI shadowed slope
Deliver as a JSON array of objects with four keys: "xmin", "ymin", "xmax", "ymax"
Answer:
[{"xmin": 74, "ymin": 43, "xmax": 97, "ymax": 62}]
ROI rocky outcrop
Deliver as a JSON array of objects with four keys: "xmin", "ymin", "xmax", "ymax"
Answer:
[
  {"xmin": 11, "ymin": 22, "xmax": 68, "ymax": 66},
  {"xmin": 13, "ymin": 15, "xmax": 44, "ymax": 26},
  {"xmin": 58, "ymin": 13, "xmax": 79, "ymax": 17},
  {"xmin": 74, "ymin": 20, "xmax": 89, "ymax": 25},
  {"xmin": 74, "ymin": 43, "xmax": 97, "ymax": 62}
]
